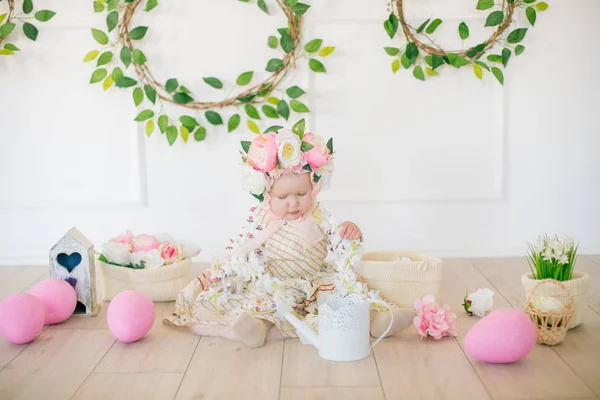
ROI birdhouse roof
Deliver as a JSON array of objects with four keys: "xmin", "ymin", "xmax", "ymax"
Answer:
[{"xmin": 52, "ymin": 227, "xmax": 94, "ymax": 250}]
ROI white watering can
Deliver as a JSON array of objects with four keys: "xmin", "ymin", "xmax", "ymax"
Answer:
[{"xmin": 280, "ymin": 293, "xmax": 394, "ymax": 362}]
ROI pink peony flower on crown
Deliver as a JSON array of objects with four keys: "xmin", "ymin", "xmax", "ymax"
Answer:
[
  {"xmin": 110, "ymin": 230, "xmax": 133, "ymax": 245},
  {"xmin": 413, "ymin": 295, "xmax": 457, "ymax": 340},
  {"xmin": 303, "ymin": 132, "xmax": 329, "ymax": 169},
  {"xmin": 247, "ymin": 133, "xmax": 278, "ymax": 172},
  {"xmin": 132, "ymin": 234, "xmax": 159, "ymax": 253}
]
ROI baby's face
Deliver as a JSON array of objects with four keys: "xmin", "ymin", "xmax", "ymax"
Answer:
[{"xmin": 268, "ymin": 172, "xmax": 313, "ymax": 220}]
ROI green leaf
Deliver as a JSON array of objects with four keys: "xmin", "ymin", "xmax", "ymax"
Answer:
[
  {"xmin": 384, "ymin": 47, "xmax": 400, "ymax": 56},
  {"xmin": 268, "ymin": 35, "xmax": 278, "ymax": 49},
  {"xmin": 292, "ymin": 118, "xmax": 305, "ymax": 138},
  {"xmin": 236, "ymin": 71, "xmax": 254, "ymax": 86},
  {"xmin": 194, "ymin": 126, "xmax": 207, "ymax": 142},
  {"xmin": 267, "ymin": 97, "xmax": 280, "ymax": 105},
  {"xmin": 144, "ymin": 84, "xmax": 156, "ymax": 104},
  {"xmin": 425, "ymin": 67, "xmax": 438, "ymax": 76},
  {"xmin": 228, "ymin": 114, "xmax": 241, "ymax": 132},
  {"xmin": 416, "ymin": 18, "xmax": 430, "ymax": 34},
  {"xmin": 485, "ymin": 11, "xmax": 504, "ymax": 27},
  {"xmin": 116, "ymin": 76, "xmax": 137, "ymax": 87},
  {"xmin": 279, "ymin": 29, "xmax": 294, "ymax": 53},
  {"xmin": 133, "ymin": 49, "xmax": 147, "ymax": 65},
  {"xmin": 266, "ymin": 58, "xmax": 284, "ymax": 72},
  {"xmin": 523, "ymin": 0, "xmax": 536, "ymax": 3},
  {"xmin": 447, "ymin": 53, "xmax": 470, "ymax": 68},
  {"xmin": 384, "ymin": 13, "xmax": 399, "ymax": 38},
  {"xmin": 4, "ymin": 43, "xmax": 19, "ymax": 51},
  {"xmin": 507, "ymin": 28, "xmax": 527, "ymax": 44},
  {"xmin": 34, "ymin": 10, "xmax": 56, "ymax": 22},
  {"xmin": 94, "ymin": 1, "xmax": 104, "ymax": 12},
  {"xmin": 247, "ymin": 120, "xmax": 260, "ymax": 134},
  {"xmin": 205, "ymin": 111, "xmax": 223, "ymax": 125},
  {"xmin": 425, "ymin": 19, "xmax": 443, "ymax": 34},
  {"xmin": 107, "ymin": 0, "xmax": 120, "ymax": 11},
  {"xmin": 502, "ymin": 47, "xmax": 511, "ymax": 67},
  {"xmin": 264, "ymin": 125, "xmax": 282, "ymax": 134},
  {"xmin": 262, "ymin": 105, "xmax": 279, "ymax": 118},
  {"xmin": 536, "ymin": 2, "xmax": 548, "ymax": 11},
  {"xmin": 526, "ymin": 7, "xmax": 536, "ymax": 26},
  {"xmin": 0, "ymin": 49, "xmax": 14, "ymax": 55},
  {"xmin": 459, "ymin": 22, "xmax": 469, "ymax": 40},
  {"xmin": 133, "ymin": 87, "xmax": 144, "ymax": 106},
  {"xmin": 413, "ymin": 66, "xmax": 425, "ymax": 81},
  {"xmin": 487, "ymin": 54, "xmax": 502, "ymax": 63},
  {"xmin": 145, "ymin": 120, "xmax": 154, "ymax": 137},
  {"xmin": 473, "ymin": 63, "xmax": 483, "ymax": 79},
  {"xmin": 476, "ymin": 0, "xmax": 494, "ymax": 10},
  {"xmin": 286, "ymin": 86, "xmax": 305, "ymax": 99},
  {"xmin": 309, "ymin": 59, "xmax": 326, "ymax": 73},
  {"xmin": 23, "ymin": 0, "xmax": 33, "ymax": 14},
  {"xmin": 180, "ymin": 116, "xmax": 199, "ymax": 130},
  {"xmin": 290, "ymin": 100, "xmax": 309, "ymax": 113},
  {"xmin": 431, "ymin": 54, "xmax": 445, "ymax": 70},
  {"xmin": 515, "ymin": 45, "xmax": 525, "ymax": 56},
  {"xmin": 0, "ymin": 13, "xmax": 7, "ymax": 25},
  {"xmin": 318, "ymin": 46, "xmax": 335, "ymax": 57},
  {"xmin": 327, "ymin": 138, "xmax": 333, "ymax": 153},
  {"xmin": 91, "ymin": 28, "xmax": 108, "ymax": 45},
  {"xmin": 173, "ymin": 92, "xmax": 193, "ymax": 104},
  {"xmin": 112, "ymin": 67, "xmax": 124, "ymax": 82},
  {"xmin": 97, "ymin": 51, "xmax": 113, "ymax": 66},
  {"xmin": 424, "ymin": 55, "xmax": 432, "ymax": 67},
  {"xmin": 301, "ymin": 142, "xmax": 314, "ymax": 152},
  {"xmin": 245, "ymin": 104, "xmax": 261, "ymax": 119},
  {"xmin": 158, "ymin": 115, "xmax": 168, "ymax": 133},
  {"xmin": 238, "ymin": 94, "xmax": 257, "ymax": 103},
  {"xmin": 277, "ymin": 100, "xmax": 290, "ymax": 120},
  {"xmin": 106, "ymin": 11, "xmax": 118, "ymax": 32},
  {"xmin": 466, "ymin": 43, "xmax": 487, "ymax": 58},
  {"xmin": 258, "ymin": 0, "xmax": 268, "ymax": 14},
  {"xmin": 120, "ymin": 47, "xmax": 132, "ymax": 68},
  {"xmin": 475, "ymin": 60, "xmax": 490, "ymax": 71},
  {"xmin": 180, "ymin": 126, "xmax": 189, "ymax": 143},
  {"xmin": 405, "ymin": 42, "xmax": 419, "ymax": 63},
  {"xmin": 400, "ymin": 53, "xmax": 410, "ymax": 69},
  {"xmin": 90, "ymin": 68, "xmax": 108, "ymax": 84},
  {"xmin": 165, "ymin": 78, "xmax": 178, "ymax": 92},
  {"xmin": 203, "ymin": 77, "xmax": 223, "ymax": 89},
  {"xmin": 304, "ymin": 39, "xmax": 322, "ymax": 53},
  {"xmin": 166, "ymin": 126, "xmax": 177, "ymax": 146},
  {"xmin": 491, "ymin": 67, "xmax": 504, "ymax": 85},
  {"xmin": 129, "ymin": 26, "xmax": 148, "ymax": 40},
  {"xmin": 391, "ymin": 59, "xmax": 400, "ymax": 73},
  {"xmin": 146, "ymin": 0, "xmax": 159, "ymax": 11},
  {"xmin": 134, "ymin": 109, "xmax": 154, "ymax": 121},
  {"xmin": 292, "ymin": 3, "xmax": 310, "ymax": 15},
  {"xmin": 0, "ymin": 23, "xmax": 16, "ymax": 38}
]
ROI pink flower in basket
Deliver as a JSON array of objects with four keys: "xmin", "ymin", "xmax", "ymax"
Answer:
[
  {"xmin": 110, "ymin": 230, "xmax": 133, "ymax": 245},
  {"xmin": 159, "ymin": 242, "xmax": 183, "ymax": 265},
  {"xmin": 413, "ymin": 295, "xmax": 457, "ymax": 340},
  {"xmin": 132, "ymin": 234, "xmax": 159, "ymax": 253}
]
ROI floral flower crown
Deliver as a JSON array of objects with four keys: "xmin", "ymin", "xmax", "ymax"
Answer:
[{"xmin": 239, "ymin": 119, "xmax": 335, "ymax": 201}]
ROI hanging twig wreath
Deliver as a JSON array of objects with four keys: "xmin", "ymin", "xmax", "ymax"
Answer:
[
  {"xmin": 383, "ymin": 0, "xmax": 548, "ymax": 84},
  {"xmin": 85, "ymin": 0, "xmax": 334, "ymax": 146},
  {"xmin": 0, "ymin": 0, "xmax": 56, "ymax": 56}
]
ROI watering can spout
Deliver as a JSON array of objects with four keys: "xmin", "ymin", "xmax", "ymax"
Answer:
[{"xmin": 283, "ymin": 312, "xmax": 319, "ymax": 349}]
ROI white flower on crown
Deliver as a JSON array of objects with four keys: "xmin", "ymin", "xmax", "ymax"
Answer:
[
  {"xmin": 276, "ymin": 129, "xmax": 302, "ymax": 168},
  {"xmin": 241, "ymin": 166, "xmax": 268, "ymax": 195}
]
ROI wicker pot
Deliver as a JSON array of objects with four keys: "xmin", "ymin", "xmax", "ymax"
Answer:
[
  {"xmin": 355, "ymin": 251, "xmax": 443, "ymax": 308},
  {"xmin": 521, "ymin": 272, "xmax": 590, "ymax": 329},
  {"xmin": 524, "ymin": 279, "xmax": 574, "ymax": 345},
  {"xmin": 96, "ymin": 259, "xmax": 192, "ymax": 302}
]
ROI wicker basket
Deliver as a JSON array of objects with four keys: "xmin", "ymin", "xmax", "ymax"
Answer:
[
  {"xmin": 524, "ymin": 279, "xmax": 574, "ymax": 346},
  {"xmin": 96, "ymin": 259, "xmax": 192, "ymax": 302},
  {"xmin": 521, "ymin": 272, "xmax": 589, "ymax": 329},
  {"xmin": 355, "ymin": 251, "xmax": 443, "ymax": 308}
]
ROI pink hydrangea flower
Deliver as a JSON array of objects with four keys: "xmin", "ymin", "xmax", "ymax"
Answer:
[{"xmin": 413, "ymin": 295, "xmax": 457, "ymax": 340}]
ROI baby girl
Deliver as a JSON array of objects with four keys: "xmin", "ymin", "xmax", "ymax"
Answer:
[{"xmin": 164, "ymin": 120, "xmax": 413, "ymax": 347}]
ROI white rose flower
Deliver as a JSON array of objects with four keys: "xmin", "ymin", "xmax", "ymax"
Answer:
[
  {"xmin": 276, "ymin": 129, "xmax": 302, "ymax": 168},
  {"xmin": 531, "ymin": 296, "xmax": 564, "ymax": 313},
  {"xmin": 101, "ymin": 241, "xmax": 131, "ymax": 265},
  {"xmin": 464, "ymin": 288, "xmax": 494, "ymax": 317},
  {"xmin": 131, "ymin": 249, "xmax": 164, "ymax": 269},
  {"xmin": 241, "ymin": 167, "xmax": 267, "ymax": 195}
]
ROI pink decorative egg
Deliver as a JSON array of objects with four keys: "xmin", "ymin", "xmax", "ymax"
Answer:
[
  {"xmin": 464, "ymin": 308, "xmax": 536, "ymax": 364},
  {"xmin": 107, "ymin": 290, "xmax": 155, "ymax": 343},
  {"xmin": 0, "ymin": 293, "xmax": 45, "ymax": 344},
  {"xmin": 29, "ymin": 278, "xmax": 77, "ymax": 325}
]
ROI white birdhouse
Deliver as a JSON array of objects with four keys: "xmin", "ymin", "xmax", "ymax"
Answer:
[{"xmin": 49, "ymin": 227, "xmax": 100, "ymax": 317}]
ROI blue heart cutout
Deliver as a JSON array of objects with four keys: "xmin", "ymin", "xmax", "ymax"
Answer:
[{"xmin": 57, "ymin": 252, "xmax": 82, "ymax": 273}]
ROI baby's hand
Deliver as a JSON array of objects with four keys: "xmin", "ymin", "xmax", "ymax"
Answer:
[{"xmin": 340, "ymin": 221, "xmax": 363, "ymax": 241}]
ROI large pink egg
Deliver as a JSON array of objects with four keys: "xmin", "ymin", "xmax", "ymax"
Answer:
[
  {"xmin": 0, "ymin": 293, "xmax": 45, "ymax": 344},
  {"xmin": 464, "ymin": 308, "xmax": 536, "ymax": 364},
  {"xmin": 107, "ymin": 290, "xmax": 155, "ymax": 343},
  {"xmin": 29, "ymin": 278, "xmax": 77, "ymax": 325}
]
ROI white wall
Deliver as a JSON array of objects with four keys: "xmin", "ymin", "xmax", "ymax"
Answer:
[{"xmin": 1, "ymin": 0, "xmax": 599, "ymax": 266}]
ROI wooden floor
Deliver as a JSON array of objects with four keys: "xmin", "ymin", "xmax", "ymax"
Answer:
[{"xmin": 0, "ymin": 256, "xmax": 599, "ymax": 400}]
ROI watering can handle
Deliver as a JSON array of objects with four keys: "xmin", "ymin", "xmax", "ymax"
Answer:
[{"xmin": 369, "ymin": 300, "xmax": 394, "ymax": 351}]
